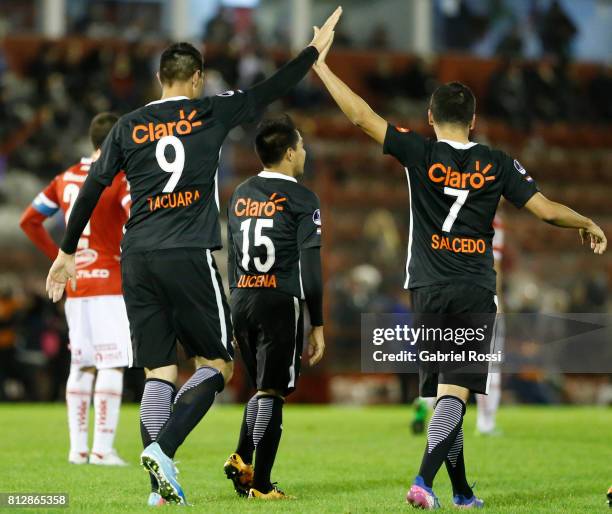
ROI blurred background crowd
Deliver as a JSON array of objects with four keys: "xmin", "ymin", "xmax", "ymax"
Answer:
[{"xmin": 0, "ymin": 0, "xmax": 610, "ymax": 405}]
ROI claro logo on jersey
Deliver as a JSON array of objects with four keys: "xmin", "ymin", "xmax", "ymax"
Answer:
[
  {"xmin": 428, "ymin": 160, "xmax": 496, "ymax": 189},
  {"xmin": 234, "ymin": 193, "xmax": 287, "ymax": 217},
  {"xmin": 131, "ymin": 109, "xmax": 202, "ymax": 144}
]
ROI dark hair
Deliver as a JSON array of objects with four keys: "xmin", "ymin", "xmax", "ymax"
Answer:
[
  {"xmin": 430, "ymin": 82, "xmax": 476, "ymax": 126},
  {"xmin": 89, "ymin": 112, "xmax": 119, "ymax": 149},
  {"xmin": 159, "ymin": 42, "xmax": 203, "ymax": 85},
  {"xmin": 255, "ymin": 115, "xmax": 300, "ymax": 168}
]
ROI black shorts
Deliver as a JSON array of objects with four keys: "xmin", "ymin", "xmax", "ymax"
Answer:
[
  {"xmin": 230, "ymin": 288, "xmax": 303, "ymax": 396},
  {"xmin": 411, "ymin": 282, "xmax": 497, "ymax": 397},
  {"xmin": 122, "ymin": 248, "xmax": 233, "ymax": 369}
]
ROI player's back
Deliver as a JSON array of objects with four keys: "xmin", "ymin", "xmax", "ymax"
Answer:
[
  {"xmin": 228, "ymin": 171, "xmax": 321, "ymax": 299},
  {"xmin": 89, "ymin": 92, "xmax": 257, "ymax": 255},
  {"xmin": 47, "ymin": 158, "xmax": 129, "ymax": 297},
  {"xmin": 383, "ymin": 126, "xmax": 538, "ymax": 292}
]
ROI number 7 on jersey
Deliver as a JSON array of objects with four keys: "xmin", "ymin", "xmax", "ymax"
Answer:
[{"xmin": 442, "ymin": 187, "xmax": 469, "ymax": 232}]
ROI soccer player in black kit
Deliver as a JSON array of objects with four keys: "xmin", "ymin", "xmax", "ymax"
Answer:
[
  {"xmin": 223, "ymin": 115, "xmax": 325, "ymax": 500},
  {"xmin": 312, "ymin": 35, "xmax": 607, "ymax": 508},
  {"xmin": 45, "ymin": 7, "xmax": 341, "ymax": 506}
]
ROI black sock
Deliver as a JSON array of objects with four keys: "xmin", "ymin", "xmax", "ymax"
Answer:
[
  {"xmin": 445, "ymin": 428, "xmax": 473, "ymax": 497},
  {"xmin": 140, "ymin": 378, "xmax": 176, "ymax": 492},
  {"xmin": 156, "ymin": 366, "xmax": 224, "ymax": 458},
  {"xmin": 236, "ymin": 395, "xmax": 258, "ymax": 464},
  {"xmin": 252, "ymin": 395, "xmax": 284, "ymax": 492},
  {"xmin": 418, "ymin": 395, "xmax": 466, "ymax": 488}
]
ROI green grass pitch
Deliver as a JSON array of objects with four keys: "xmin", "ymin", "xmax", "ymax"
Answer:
[{"xmin": 2, "ymin": 403, "xmax": 610, "ymax": 513}]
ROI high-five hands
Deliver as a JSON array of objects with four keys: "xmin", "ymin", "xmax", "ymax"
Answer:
[{"xmin": 309, "ymin": 6, "xmax": 342, "ymax": 56}]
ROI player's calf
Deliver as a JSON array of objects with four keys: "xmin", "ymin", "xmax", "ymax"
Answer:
[
  {"xmin": 66, "ymin": 366, "xmax": 95, "ymax": 463},
  {"xmin": 154, "ymin": 363, "xmax": 226, "ymax": 458},
  {"xmin": 251, "ymin": 392, "xmax": 285, "ymax": 494},
  {"xmin": 91, "ymin": 367, "xmax": 126, "ymax": 465}
]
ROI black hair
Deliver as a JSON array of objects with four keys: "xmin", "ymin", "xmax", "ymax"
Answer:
[
  {"xmin": 159, "ymin": 42, "xmax": 203, "ymax": 85},
  {"xmin": 255, "ymin": 115, "xmax": 300, "ymax": 168},
  {"xmin": 430, "ymin": 82, "xmax": 476, "ymax": 126},
  {"xmin": 89, "ymin": 112, "xmax": 119, "ymax": 150}
]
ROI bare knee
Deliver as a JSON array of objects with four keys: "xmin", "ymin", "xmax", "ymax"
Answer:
[
  {"xmin": 145, "ymin": 365, "xmax": 178, "ymax": 384},
  {"xmin": 437, "ymin": 384, "xmax": 469, "ymax": 403},
  {"xmin": 257, "ymin": 389, "xmax": 285, "ymax": 400}
]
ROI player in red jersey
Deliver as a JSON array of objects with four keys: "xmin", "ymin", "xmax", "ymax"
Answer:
[{"xmin": 20, "ymin": 113, "xmax": 131, "ymax": 466}]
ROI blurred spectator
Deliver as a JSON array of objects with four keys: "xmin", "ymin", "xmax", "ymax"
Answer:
[
  {"xmin": 485, "ymin": 59, "xmax": 530, "ymax": 128},
  {"xmin": 495, "ymin": 25, "xmax": 523, "ymax": 59},
  {"xmin": 536, "ymin": 0, "xmax": 577, "ymax": 59},
  {"xmin": 439, "ymin": 0, "xmax": 490, "ymax": 51},
  {"xmin": 363, "ymin": 209, "xmax": 402, "ymax": 269},
  {"xmin": 587, "ymin": 65, "xmax": 612, "ymax": 123},
  {"xmin": 0, "ymin": 275, "xmax": 23, "ymax": 400},
  {"xmin": 204, "ymin": 7, "xmax": 234, "ymax": 44},
  {"xmin": 367, "ymin": 24, "xmax": 391, "ymax": 50}
]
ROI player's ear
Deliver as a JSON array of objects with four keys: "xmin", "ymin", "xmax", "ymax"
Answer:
[
  {"xmin": 192, "ymin": 69, "xmax": 202, "ymax": 87},
  {"xmin": 156, "ymin": 71, "xmax": 162, "ymax": 88},
  {"xmin": 427, "ymin": 109, "xmax": 434, "ymax": 127},
  {"xmin": 286, "ymin": 147, "xmax": 294, "ymax": 162},
  {"xmin": 469, "ymin": 114, "xmax": 476, "ymax": 131}
]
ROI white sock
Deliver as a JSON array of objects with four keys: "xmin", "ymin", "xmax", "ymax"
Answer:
[
  {"xmin": 66, "ymin": 366, "xmax": 95, "ymax": 455},
  {"xmin": 476, "ymin": 373, "xmax": 501, "ymax": 433},
  {"xmin": 92, "ymin": 368, "xmax": 124, "ymax": 455}
]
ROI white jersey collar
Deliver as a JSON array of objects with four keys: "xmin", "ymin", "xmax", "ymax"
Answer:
[
  {"xmin": 258, "ymin": 170, "xmax": 297, "ymax": 183},
  {"xmin": 80, "ymin": 157, "xmax": 93, "ymax": 165},
  {"xmin": 437, "ymin": 139, "xmax": 478, "ymax": 150},
  {"xmin": 146, "ymin": 95, "xmax": 189, "ymax": 106}
]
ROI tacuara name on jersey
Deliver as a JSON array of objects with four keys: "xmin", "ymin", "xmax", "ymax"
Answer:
[{"xmin": 148, "ymin": 189, "xmax": 201, "ymax": 212}]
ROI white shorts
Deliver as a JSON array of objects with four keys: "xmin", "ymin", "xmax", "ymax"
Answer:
[{"xmin": 65, "ymin": 295, "xmax": 132, "ymax": 369}]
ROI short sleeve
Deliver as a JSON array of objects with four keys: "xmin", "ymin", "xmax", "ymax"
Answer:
[
  {"xmin": 211, "ymin": 90, "xmax": 258, "ymax": 129},
  {"xmin": 32, "ymin": 176, "xmax": 61, "ymax": 217},
  {"xmin": 501, "ymin": 156, "xmax": 539, "ymax": 208},
  {"xmin": 296, "ymin": 191, "xmax": 322, "ymax": 250},
  {"xmin": 89, "ymin": 123, "xmax": 124, "ymax": 186},
  {"xmin": 383, "ymin": 123, "xmax": 427, "ymax": 168}
]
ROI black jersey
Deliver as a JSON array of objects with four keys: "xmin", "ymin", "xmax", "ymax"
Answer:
[
  {"xmin": 227, "ymin": 171, "xmax": 321, "ymax": 299},
  {"xmin": 88, "ymin": 91, "xmax": 257, "ymax": 255},
  {"xmin": 383, "ymin": 124, "xmax": 539, "ymax": 292}
]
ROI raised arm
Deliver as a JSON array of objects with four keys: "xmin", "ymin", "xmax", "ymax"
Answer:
[
  {"xmin": 248, "ymin": 7, "xmax": 342, "ymax": 109},
  {"xmin": 313, "ymin": 40, "xmax": 387, "ymax": 144},
  {"xmin": 524, "ymin": 192, "xmax": 607, "ymax": 254}
]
